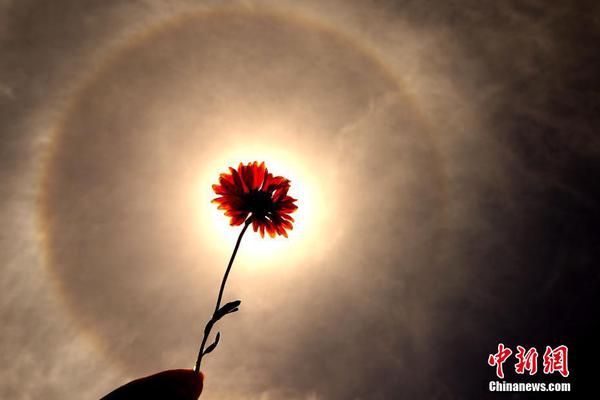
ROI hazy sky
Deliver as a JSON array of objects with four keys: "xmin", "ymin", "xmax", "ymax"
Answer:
[{"xmin": 1, "ymin": 1, "xmax": 599, "ymax": 399}]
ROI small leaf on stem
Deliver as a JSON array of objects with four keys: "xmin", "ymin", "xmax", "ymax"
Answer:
[
  {"xmin": 203, "ymin": 331, "xmax": 221, "ymax": 355},
  {"xmin": 215, "ymin": 300, "xmax": 242, "ymax": 320}
]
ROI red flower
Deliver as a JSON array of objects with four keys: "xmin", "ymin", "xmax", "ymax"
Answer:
[{"xmin": 212, "ymin": 162, "xmax": 298, "ymax": 238}]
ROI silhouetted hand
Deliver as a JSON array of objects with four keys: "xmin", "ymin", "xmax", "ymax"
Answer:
[{"xmin": 101, "ymin": 369, "xmax": 203, "ymax": 400}]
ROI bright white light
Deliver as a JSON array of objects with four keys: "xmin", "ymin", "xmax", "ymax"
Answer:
[{"xmin": 193, "ymin": 128, "xmax": 342, "ymax": 271}]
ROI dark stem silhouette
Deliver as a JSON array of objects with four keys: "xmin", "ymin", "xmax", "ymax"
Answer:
[{"xmin": 195, "ymin": 218, "xmax": 252, "ymax": 374}]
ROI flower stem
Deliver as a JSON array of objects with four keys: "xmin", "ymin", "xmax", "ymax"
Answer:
[{"xmin": 195, "ymin": 218, "xmax": 252, "ymax": 374}]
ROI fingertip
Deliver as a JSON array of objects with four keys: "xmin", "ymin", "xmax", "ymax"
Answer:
[
  {"xmin": 187, "ymin": 369, "xmax": 204, "ymax": 398},
  {"xmin": 101, "ymin": 369, "xmax": 203, "ymax": 400},
  {"xmin": 161, "ymin": 369, "xmax": 204, "ymax": 399},
  {"xmin": 183, "ymin": 369, "xmax": 204, "ymax": 396}
]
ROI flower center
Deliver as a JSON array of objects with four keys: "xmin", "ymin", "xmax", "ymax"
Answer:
[{"xmin": 246, "ymin": 190, "xmax": 274, "ymax": 216}]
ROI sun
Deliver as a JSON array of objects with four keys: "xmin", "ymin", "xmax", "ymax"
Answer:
[{"xmin": 193, "ymin": 130, "xmax": 340, "ymax": 271}]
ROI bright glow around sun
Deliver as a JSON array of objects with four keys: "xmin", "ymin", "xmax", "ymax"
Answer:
[{"xmin": 194, "ymin": 130, "xmax": 341, "ymax": 271}]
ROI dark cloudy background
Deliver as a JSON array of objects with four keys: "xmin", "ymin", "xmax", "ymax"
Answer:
[{"xmin": 1, "ymin": 1, "xmax": 599, "ymax": 399}]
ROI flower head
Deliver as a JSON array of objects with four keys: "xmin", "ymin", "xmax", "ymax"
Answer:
[{"xmin": 212, "ymin": 161, "xmax": 298, "ymax": 238}]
